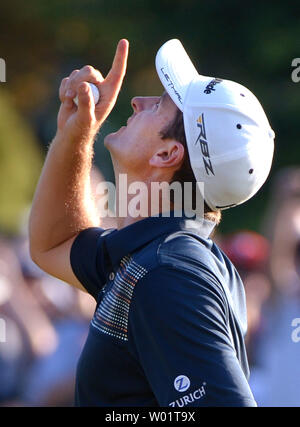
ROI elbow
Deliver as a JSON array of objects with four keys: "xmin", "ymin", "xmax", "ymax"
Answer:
[
  {"xmin": 29, "ymin": 243, "xmax": 39, "ymax": 267},
  {"xmin": 28, "ymin": 219, "xmax": 42, "ymax": 267},
  {"xmin": 28, "ymin": 238, "xmax": 43, "ymax": 269},
  {"xmin": 29, "ymin": 244, "xmax": 49, "ymax": 276}
]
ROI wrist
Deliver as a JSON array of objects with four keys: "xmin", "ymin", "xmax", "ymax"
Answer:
[{"xmin": 55, "ymin": 125, "xmax": 97, "ymax": 147}]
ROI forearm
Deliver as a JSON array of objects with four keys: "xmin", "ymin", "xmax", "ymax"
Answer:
[
  {"xmin": 29, "ymin": 130, "xmax": 99, "ymax": 254},
  {"xmin": 29, "ymin": 40, "xmax": 128, "ymax": 259}
]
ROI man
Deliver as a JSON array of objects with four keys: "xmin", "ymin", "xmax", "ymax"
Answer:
[{"xmin": 29, "ymin": 39, "xmax": 275, "ymax": 406}]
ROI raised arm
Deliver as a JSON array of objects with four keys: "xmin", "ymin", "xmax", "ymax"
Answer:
[{"xmin": 29, "ymin": 39, "xmax": 129, "ymax": 290}]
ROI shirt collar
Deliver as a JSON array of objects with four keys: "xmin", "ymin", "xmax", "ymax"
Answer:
[{"xmin": 103, "ymin": 214, "xmax": 215, "ymax": 269}]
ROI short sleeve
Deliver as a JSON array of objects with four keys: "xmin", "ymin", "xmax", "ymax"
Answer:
[
  {"xmin": 128, "ymin": 266, "xmax": 257, "ymax": 407},
  {"xmin": 70, "ymin": 227, "xmax": 116, "ymax": 300}
]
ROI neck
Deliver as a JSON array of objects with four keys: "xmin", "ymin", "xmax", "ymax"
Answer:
[
  {"xmin": 114, "ymin": 172, "xmax": 160, "ymax": 229},
  {"xmin": 110, "ymin": 169, "xmax": 186, "ymax": 229}
]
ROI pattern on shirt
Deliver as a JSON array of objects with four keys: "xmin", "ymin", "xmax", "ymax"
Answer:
[{"xmin": 91, "ymin": 255, "xmax": 148, "ymax": 341}]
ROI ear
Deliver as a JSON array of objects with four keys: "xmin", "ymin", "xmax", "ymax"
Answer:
[{"xmin": 149, "ymin": 141, "xmax": 185, "ymax": 168}]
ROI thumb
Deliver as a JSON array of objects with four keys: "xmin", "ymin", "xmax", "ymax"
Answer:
[{"xmin": 76, "ymin": 82, "xmax": 96, "ymax": 126}]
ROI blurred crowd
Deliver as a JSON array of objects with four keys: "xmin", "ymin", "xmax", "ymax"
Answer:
[
  {"xmin": 220, "ymin": 167, "xmax": 300, "ymax": 406},
  {"xmin": 0, "ymin": 167, "xmax": 300, "ymax": 406},
  {"xmin": 0, "ymin": 230, "xmax": 96, "ymax": 406}
]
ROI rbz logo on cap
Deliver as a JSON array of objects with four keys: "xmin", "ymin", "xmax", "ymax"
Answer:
[
  {"xmin": 174, "ymin": 375, "xmax": 191, "ymax": 392},
  {"xmin": 195, "ymin": 114, "xmax": 215, "ymax": 176}
]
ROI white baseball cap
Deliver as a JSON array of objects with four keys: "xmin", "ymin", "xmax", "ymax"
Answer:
[{"xmin": 155, "ymin": 39, "xmax": 275, "ymax": 211}]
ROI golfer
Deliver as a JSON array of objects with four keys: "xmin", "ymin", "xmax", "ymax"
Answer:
[{"xmin": 29, "ymin": 39, "xmax": 274, "ymax": 407}]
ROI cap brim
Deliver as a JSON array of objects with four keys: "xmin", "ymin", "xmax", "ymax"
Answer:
[{"xmin": 155, "ymin": 39, "xmax": 199, "ymax": 111}]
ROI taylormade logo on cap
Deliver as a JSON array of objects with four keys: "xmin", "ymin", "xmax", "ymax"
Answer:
[
  {"xmin": 204, "ymin": 78, "xmax": 223, "ymax": 94},
  {"xmin": 155, "ymin": 39, "xmax": 275, "ymax": 211}
]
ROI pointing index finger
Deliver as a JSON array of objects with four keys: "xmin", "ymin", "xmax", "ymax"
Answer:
[{"xmin": 106, "ymin": 39, "xmax": 129, "ymax": 86}]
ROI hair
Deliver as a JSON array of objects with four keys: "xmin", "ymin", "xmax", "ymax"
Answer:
[{"xmin": 160, "ymin": 108, "xmax": 222, "ymax": 225}]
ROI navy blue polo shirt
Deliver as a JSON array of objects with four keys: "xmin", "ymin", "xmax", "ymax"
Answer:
[{"xmin": 70, "ymin": 215, "xmax": 257, "ymax": 407}]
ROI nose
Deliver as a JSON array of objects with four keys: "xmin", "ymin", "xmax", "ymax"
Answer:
[
  {"xmin": 131, "ymin": 97, "xmax": 142, "ymax": 113},
  {"xmin": 131, "ymin": 96, "xmax": 160, "ymax": 113}
]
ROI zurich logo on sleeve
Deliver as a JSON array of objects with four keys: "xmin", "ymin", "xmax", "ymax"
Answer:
[{"xmin": 174, "ymin": 375, "xmax": 191, "ymax": 392}]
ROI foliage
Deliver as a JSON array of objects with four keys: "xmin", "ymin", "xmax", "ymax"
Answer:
[
  {"xmin": 0, "ymin": 91, "xmax": 43, "ymax": 234},
  {"xmin": 0, "ymin": 0, "xmax": 299, "ymax": 233}
]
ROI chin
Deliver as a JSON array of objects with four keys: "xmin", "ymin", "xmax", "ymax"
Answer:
[
  {"xmin": 104, "ymin": 135, "xmax": 124, "ymax": 158},
  {"xmin": 104, "ymin": 126, "xmax": 126, "ymax": 148},
  {"xmin": 103, "ymin": 133, "xmax": 111, "ymax": 148},
  {"xmin": 104, "ymin": 132, "xmax": 117, "ymax": 149}
]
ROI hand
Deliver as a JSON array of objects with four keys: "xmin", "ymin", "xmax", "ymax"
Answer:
[{"xmin": 57, "ymin": 39, "xmax": 129, "ymax": 142}]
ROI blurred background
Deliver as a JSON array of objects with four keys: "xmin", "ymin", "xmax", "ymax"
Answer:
[{"xmin": 0, "ymin": 0, "xmax": 299, "ymax": 406}]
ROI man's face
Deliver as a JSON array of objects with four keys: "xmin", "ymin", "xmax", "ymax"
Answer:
[{"xmin": 104, "ymin": 91, "xmax": 179, "ymax": 177}]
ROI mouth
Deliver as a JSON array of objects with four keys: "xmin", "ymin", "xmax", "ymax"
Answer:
[{"xmin": 110, "ymin": 114, "xmax": 134, "ymax": 135}]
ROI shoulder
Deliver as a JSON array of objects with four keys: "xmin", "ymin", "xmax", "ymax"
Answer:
[
  {"xmin": 132, "ymin": 231, "xmax": 230, "ymax": 309},
  {"xmin": 157, "ymin": 231, "xmax": 230, "ymax": 282},
  {"xmin": 132, "ymin": 229, "xmax": 233, "ymax": 285},
  {"xmin": 158, "ymin": 231, "xmax": 213, "ymax": 264},
  {"xmin": 132, "ymin": 229, "xmax": 248, "ymax": 317}
]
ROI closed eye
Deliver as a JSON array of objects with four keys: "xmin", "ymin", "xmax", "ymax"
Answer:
[
  {"xmin": 153, "ymin": 93, "xmax": 166, "ymax": 111},
  {"xmin": 153, "ymin": 100, "xmax": 161, "ymax": 110}
]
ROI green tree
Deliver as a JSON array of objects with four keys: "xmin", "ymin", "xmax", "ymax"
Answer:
[{"xmin": 0, "ymin": 90, "xmax": 43, "ymax": 234}]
